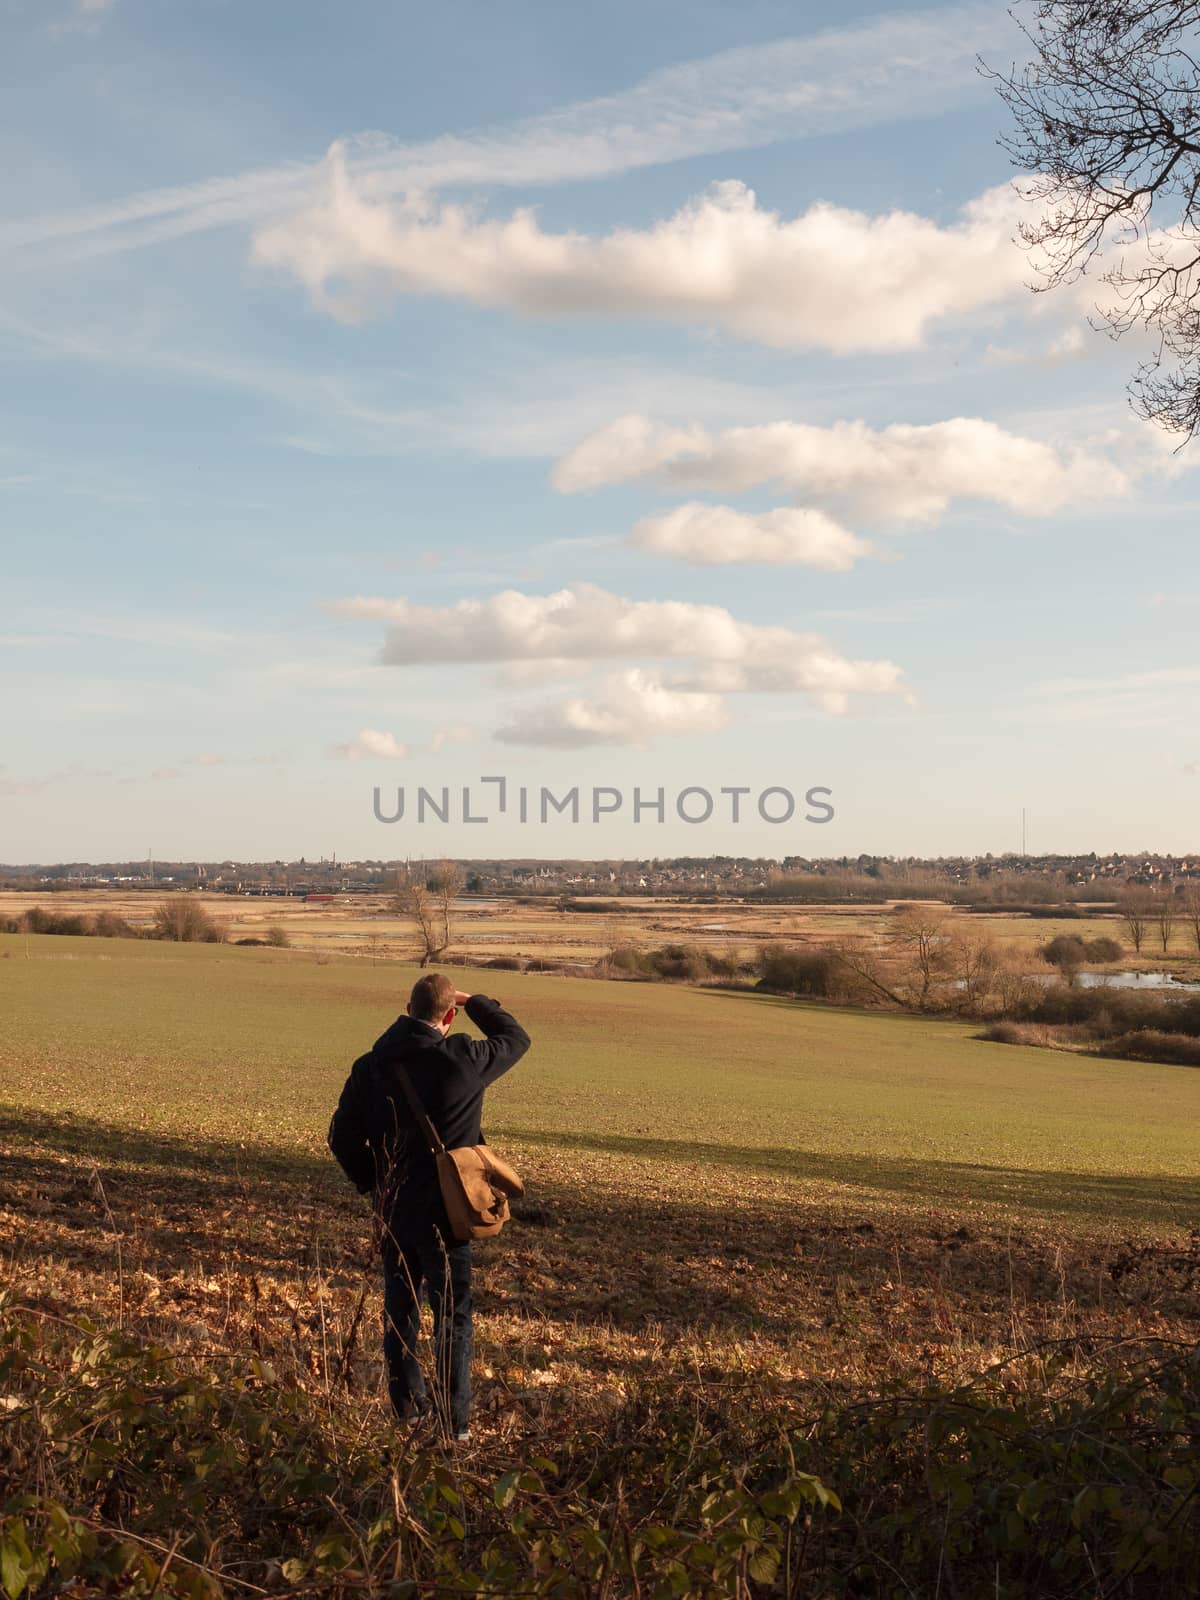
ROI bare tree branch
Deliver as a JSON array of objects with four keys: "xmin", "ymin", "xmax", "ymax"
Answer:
[{"xmin": 990, "ymin": 2, "xmax": 1200, "ymax": 434}]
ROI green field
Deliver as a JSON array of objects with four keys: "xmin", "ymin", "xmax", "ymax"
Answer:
[{"xmin": 3, "ymin": 931, "xmax": 1198, "ymax": 1230}]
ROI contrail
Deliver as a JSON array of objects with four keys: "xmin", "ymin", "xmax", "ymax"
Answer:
[{"xmin": 2, "ymin": 4, "xmax": 1015, "ymax": 263}]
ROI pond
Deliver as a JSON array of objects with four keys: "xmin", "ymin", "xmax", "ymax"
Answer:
[{"xmin": 1075, "ymin": 970, "xmax": 1200, "ymax": 992}]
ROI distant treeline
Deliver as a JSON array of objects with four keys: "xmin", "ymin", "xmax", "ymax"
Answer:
[
  {"xmin": 523, "ymin": 875, "xmax": 1185, "ymax": 909},
  {"xmin": 746, "ymin": 872, "xmax": 1126, "ymax": 906}
]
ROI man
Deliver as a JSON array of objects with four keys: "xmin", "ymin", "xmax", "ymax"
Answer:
[{"xmin": 328, "ymin": 973, "xmax": 530, "ymax": 1442}]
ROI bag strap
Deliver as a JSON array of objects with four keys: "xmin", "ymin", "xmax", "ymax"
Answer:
[{"xmin": 392, "ymin": 1063, "xmax": 447, "ymax": 1156}]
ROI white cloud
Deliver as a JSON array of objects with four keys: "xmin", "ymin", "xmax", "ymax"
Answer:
[
  {"xmin": 496, "ymin": 670, "xmax": 728, "ymax": 748},
  {"xmin": 553, "ymin": 413, "xmax": 1130, "ymax": 522},
  {"xmin": 8, "ymin": 5, "xmax": 1009, "ymax": 261},
  {"xmin": 330, "ymin": 728, "xmax": 410, "ymax": 760},
  {"xmin": 630, "ymin": 502, "xmax": 869, "ymax": 568},
  {"xmin": 254, "ymin": 163, "xmax": 1034, "ymax": 352},
  {"xmin": 331, "ymin": 581, "xmax": 907, "ymax": 727}
]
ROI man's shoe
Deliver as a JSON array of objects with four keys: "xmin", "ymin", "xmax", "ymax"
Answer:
[{"xmin": 398, "ymin": 1397, "xmax": 430, "ymax": 1428}]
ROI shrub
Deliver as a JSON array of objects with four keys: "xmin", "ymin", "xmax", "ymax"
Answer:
[
  {"xmin": 607, "ymin": 944, "xmax": 649, "ymax": 977},
  {"xmin": 756, "ymin": 943, "xmax": 841, "ymax": 997},
  {"xmin": 2, "ymin": 908, "xmax": 142, "ymax": 940},
  {"xmin": 1040, "ymin": 933, "xmax": 1121, "ymax": 968},
  {"xmin": 264, "ymin": 925, "xmax": 291, "ymax": 949},
  {"xmin": 976, "ymin": 1020, "xmax": 1071, "ymax": 1050},
  {"xmin": 151, "ymin": 898, "xmax": 226, "ymax": 944},
  {"xmin": 1041, "ymin": 933, "xmax": 1087, "ymax": 968},
  {"xmin": 990, "ymin": 981, "xmax": 1200, "ymax": 1064},
  {"xmin": 602, "ymin": 943, "xmax": 739, "ymax": 983},
  {"xmin": 484, "ymin": 955, "xmax": 525, "ymax": 970},
  {"xmin": 979, "ymin": 1020, "xmax": 1027, "ymax": 1045},
  {"xmin": 1013, "ymin": 984, "xmax": 1200, "ymax": 1038},
  {"xmin": 20, "ymin": 907, "xmax": 91, "ymax": 937},
  {"xmin": 646, "ymin": 942, "xmax": 712, "ymax": 982},
  {"xmin": 1105, "ymin": 1029, "xmax": 1200, "ymax": 1068}
]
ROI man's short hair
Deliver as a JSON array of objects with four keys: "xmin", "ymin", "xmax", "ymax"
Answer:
[{"xmin": 409, "ymin": 972, "xmax": 457, "ymax": 1023}]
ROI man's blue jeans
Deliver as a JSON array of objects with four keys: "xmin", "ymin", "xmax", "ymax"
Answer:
[{"xmin": 382, "ymin": 1224, "xmax": 473, "ymax": 1436}]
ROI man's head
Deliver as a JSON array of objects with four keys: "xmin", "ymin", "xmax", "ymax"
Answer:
[{"xmin": 408, "ymin": 972, "xmax": 458, "ymax": 1033}]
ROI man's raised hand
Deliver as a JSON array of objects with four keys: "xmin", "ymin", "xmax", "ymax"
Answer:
[{"xmin": 453, "ymin": 990, "xmax": 472, "ymax": 1008}]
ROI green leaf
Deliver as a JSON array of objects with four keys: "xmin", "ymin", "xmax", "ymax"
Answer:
[
  {"xmin": 748, "ymin": 1548, "xmax": 779, "ymax": 1585},
  {"xmin": 279, "ymin": 1557, "xmax": 307, "ymax": 1583},
  {"xmin": 493, "ymin": 1470, "xmax": 520, "ymax": 1510},
  {"xmin": 314, "ymin": 1534, "xmax": 350, "ymax": 1567},
  {"xmin": 1, "ymin": 1532, "xmax": 30, "ymax": 1600}
]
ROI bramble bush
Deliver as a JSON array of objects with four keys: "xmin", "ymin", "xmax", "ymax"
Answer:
[{"xmin": 2, "ymin": 1299, "xmax": 1197, "ymax": 1599}]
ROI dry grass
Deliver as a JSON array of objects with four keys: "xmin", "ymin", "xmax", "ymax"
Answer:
[
  {"xmin": 4, "ymin": 1109, "xmax": 1199, "ymax": 1596},
  {"xmin": 13, "ymin": 887, "xmax": 1200, "ymax": 976}
]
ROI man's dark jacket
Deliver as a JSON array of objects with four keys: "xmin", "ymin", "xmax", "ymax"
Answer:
[{"xmin": 328, "ymin": 994, "xmax": 530, "ymax": 1234}]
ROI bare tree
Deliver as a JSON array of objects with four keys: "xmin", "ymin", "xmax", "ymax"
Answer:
[
  {"xmin": 947, "ymin": 930, "xmax": 1004, "ymax": 1010},
  {"xmin": 889, "ymin": 906, "xmax": 954, "ymax": 1010},
  {"xmin": 409, "ymin": 884, "xmax": 443, "ymax": 968},
  {"xmin": 992, "ymin": 3, "xmax": 1200, "ymax": 436},
  {"xmin": 1182, "ymin": 883, "xmax": 1200, "ymax": 953},
  {"xmin": 393, "ymin": 861, "xmax": 463, "ymax": 967},
  {"xmin": 428, "ymin": 860, "xmax": 464, "ymax": 952},
  {"xmin": 1155, "ymin": 889, "xmax": 1177, "ymax": 954},
  {"xmin": 827, "ymin": 938, "xmax": 907, "ymax": 1009},
  {"xmin": 1120, "ymin": 890, "xmax": 1152, "ymax": 954},
  {"xmin": 829, "ymin": 911, "xmax": 977, "ymax": 1011}
]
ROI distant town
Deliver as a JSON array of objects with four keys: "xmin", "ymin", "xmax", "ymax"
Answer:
[{"xmin": 3, "ymin": 852, "xmax": 1199, "ymax": 901}]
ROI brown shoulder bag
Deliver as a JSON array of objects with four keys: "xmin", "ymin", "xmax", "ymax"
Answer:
[{"xmin": 393, "ymin": 1066, "xmax": 524, "ymax": 1242}]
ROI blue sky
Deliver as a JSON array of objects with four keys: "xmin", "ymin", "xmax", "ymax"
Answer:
[{"xmin": 3, "ymin": 0, "xmax": 1198, "ymax": 862}]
